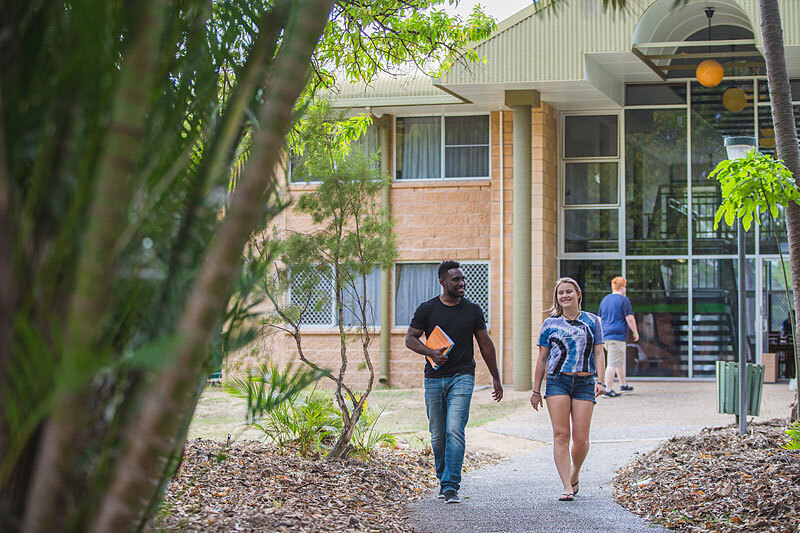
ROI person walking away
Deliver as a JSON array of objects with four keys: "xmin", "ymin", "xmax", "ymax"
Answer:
[
  {"xmin": 597, "ymin": 276, "xmax": 639, "ymax": 397},
  {"xmin": 405, "ymin": 260, "xmax": 503, "ymax": 504},
  {"xmin": 531, "ymin": 277, "xmax": 605, "ymax": 501}
]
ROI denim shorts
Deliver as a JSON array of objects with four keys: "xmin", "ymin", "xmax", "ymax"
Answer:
[{"xmin": 544, "ymin": 373, "xmax": 597, "ymax": 403}]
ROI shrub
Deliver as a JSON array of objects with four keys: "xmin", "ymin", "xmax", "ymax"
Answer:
[{"xmin": 351, "ymin": 399, "xmax": 397, "ymax": 461}]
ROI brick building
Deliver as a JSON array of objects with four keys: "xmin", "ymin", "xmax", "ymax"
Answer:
[{"xmin": 262, "ymin": 0, "xmax": 800, "ymax": 389}]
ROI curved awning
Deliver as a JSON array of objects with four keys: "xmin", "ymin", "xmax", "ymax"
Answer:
[{"xmin": 632, "ymin": 0, "xmax": 764, "ymax": 80}]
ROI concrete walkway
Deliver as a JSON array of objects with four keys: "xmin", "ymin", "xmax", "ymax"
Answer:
[{"xmin": 407, "ymin": 381, "xmax": 796, "ymax": 533}]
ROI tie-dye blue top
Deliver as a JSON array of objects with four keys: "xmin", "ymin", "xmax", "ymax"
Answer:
[{"xmin": 537, "ymin": 311, "xmax": 604, "ymax": 374}]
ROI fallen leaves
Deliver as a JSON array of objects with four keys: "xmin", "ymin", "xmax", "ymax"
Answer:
[
  {"xmin": 614, "ymin": 419, "xmax": 800, "ymax": 532},
  {"xmin": 157, "ymin": 439, "xmax": 502, "ymax": 532}
]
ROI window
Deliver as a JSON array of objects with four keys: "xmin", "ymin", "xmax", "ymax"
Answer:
[
  {"xmin": 562, "ymin": 114, "xmax": 620, "ymax": 253},
  {"xmin": 564, "ymin": 162, "xmax": 618, "ymax": 205},
  {"xmin": 564, "ymin": 210, "xmax": 618, "ymax": 253},
  {"xmin": 394, "ymin": 262, "xmax": 490, "ymax": 326},
  {"xmin": 289, "ymin": 125, "xmax": 380, "ymax": 183},
  {"xmin": 691, "ymin": 81, "xmax": 754, "ymax": 255},
  {"xmin": 395, "ymin": 115, "xmax": 489, "ymax": 179},
  {"xmin": 560, "ymin": 259, "xmax": 622, "ymax": 312},
  {"xmin": 289, "ymin": 266, "xmax": 381, "ymax": 327},
  {"xmin": 564, "ymin": 115, "xmax": 617, "ymax": 158},
  {"xmin": 625, "ymin": 108, "xmax": 687, "ymax": 255},
  {"xmin": 626, "ymin": 83, "xmax": 687, "ymax": 106}
]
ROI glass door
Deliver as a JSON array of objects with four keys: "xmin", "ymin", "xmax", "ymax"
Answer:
[{"xmin": 763, "ymin": 259, "xmax": 794, "ymax": 379}]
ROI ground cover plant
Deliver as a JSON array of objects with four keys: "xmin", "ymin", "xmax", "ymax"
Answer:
[{"xmin": 225, "ymin": 362, "xmax": 396, "ymax": 459}]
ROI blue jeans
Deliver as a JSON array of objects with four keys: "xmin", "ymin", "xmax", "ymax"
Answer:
[{"xmin": 424, "ymin": 373, "xmax": 474, "ymax": 492}]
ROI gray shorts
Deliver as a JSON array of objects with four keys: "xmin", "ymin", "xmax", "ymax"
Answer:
[{"xmin": 604, "ymin": 340, "xmax": 626, "ymax": 369}]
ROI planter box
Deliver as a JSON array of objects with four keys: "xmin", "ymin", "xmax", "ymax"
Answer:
[{"xmin": 715, "ymin": 361, "xmax": 765, "ymax": 416}]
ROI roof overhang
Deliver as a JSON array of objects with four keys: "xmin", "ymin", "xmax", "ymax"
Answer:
[{"xmin": 327, "ymin": 0, "xmax": 800, "ymax": 114}]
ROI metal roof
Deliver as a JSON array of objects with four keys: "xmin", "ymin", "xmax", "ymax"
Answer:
[
  {"xmin": 325, "ymin": 71, "xmax": 462, "ymax": 109},
  {"xmin": 439, "ymin": 0, "xmax": 800, "ymax": 86},
  {"xmin": 326, "ymin": 0, "xmax": 800, "ymax": 111}
]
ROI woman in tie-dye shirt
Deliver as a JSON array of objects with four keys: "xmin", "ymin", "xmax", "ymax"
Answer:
[{"xmin": 530, "ymin": 277, "xmax": 606, "ymax": 502}]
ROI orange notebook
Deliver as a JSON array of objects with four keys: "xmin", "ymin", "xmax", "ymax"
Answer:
[{"xmin": 425, "ymin": 326, "xmax": 454, "ymax": 370}]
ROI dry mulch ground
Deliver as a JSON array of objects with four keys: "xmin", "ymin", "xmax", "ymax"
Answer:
[
  {"xmin": 614, "ymin": 419, "xmax": 800, "ymax": 532},
  {"xmin": 156, "ymin": 439, "xmax": 501, "ymax": 532}
]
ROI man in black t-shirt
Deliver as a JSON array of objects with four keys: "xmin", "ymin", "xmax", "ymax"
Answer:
[{"xmin": 405, "ymin": 260, "xmax": 503, "ymax": 504}]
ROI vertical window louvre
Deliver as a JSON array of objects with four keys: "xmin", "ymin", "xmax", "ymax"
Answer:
[{"xmin": 562, "ymin": 114, "xmax": 621, "ymax": 254}]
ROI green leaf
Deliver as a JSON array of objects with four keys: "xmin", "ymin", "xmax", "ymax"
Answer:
[
  {"xmin": 724, "ymin": 206, "xmax": 735, "ymax": 227},
  {"xmin": 742, "ymin": 210, "xmax": 753, "ymax": 231},
  {"xmin": 713, "ymin": 207, "xmax": 725, "ymax": 230}
]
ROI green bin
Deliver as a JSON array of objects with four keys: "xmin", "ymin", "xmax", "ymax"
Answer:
[{"xmin": 715, "ymin": 361, "xmax": 765, "ymax": 416}]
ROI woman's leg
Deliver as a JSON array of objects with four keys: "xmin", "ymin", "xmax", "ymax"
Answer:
[
  {"xmin": 569, "ymin": 398, "xmax": 595, "ymax": 487},
  {"xmin": 546, "ymin": 394, "xmax": 573, "ymax": 495}
]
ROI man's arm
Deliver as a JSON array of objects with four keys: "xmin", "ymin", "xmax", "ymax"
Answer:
[
  {"xmin": 625, "ymin": 315, "xmax": 640, "ymax": 341},
  {"xmin": 405, "ymin": 327, "xmax": 447, "ymax": 367},
  {"xmin": 475, "ymin": 328, "xmax": 503, "ymax": 402}
]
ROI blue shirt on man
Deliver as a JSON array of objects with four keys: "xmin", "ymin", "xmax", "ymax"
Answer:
[{"xmin": 597, "ymin": 293, "xmax": 633, "ymax": 341}]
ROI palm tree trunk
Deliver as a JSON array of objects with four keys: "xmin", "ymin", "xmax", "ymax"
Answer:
[
  {"xmin": 759, "ymin": 0, "xmax": 800, "ymax": 420},
  {"xmin": 21, "ymin": 2, "xmax": 168, "ymax": 531},
  {"xmin": 91, "ymin": 2, "xmax": 335, "ymax": 529}
]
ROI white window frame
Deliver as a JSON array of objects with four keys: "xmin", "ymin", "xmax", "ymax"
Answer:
[
  {"xmin": 393, "ymin": 112, "xmax": 491, "ymax": 181},
  {"xmin": 392, "ymin": 260, "xmax": 491, "ymax": 328},
  {"xmin": 558, "ymin": 110, "xmax": 623, "ymax": 258}
]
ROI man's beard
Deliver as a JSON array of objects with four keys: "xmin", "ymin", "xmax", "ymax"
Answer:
[{"xmin": 446, "ymin": 287, "xmax": 463, "ymax": 299}]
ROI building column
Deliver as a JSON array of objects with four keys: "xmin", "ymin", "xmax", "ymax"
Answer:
[
  {"xmin": 376, "ymin": 114, "xmax": 393, "ymax": 385},
  {"xmin": 512, "ymin": 105, "xmax": 532, "ymax": 391},
  {"xmin": 506, "ymin": 90, "xmax": 539, "ymax": 391}
]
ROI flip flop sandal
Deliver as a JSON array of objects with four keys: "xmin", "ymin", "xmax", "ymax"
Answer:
[
  {"xmin": 559, "ymin": 493, "xmax": 574, "ymax": 501},
  {"xmin": 572, "ymin": 480, "xmax": 579, "ymax": 495}
]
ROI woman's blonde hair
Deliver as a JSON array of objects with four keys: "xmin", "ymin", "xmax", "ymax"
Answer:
[{"xmin": 547, "ymin": 277, "xmax": 583, "ymax": 317}]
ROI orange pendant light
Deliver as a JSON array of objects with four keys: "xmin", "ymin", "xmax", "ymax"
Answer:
[
  {"xmin": 696, "ymin": 8, "xmax": 723, "ymax": 87},
  {"xmin": 697, "ymin": 59, "xmax": 724, "ymax": 87},
  {"xmin": 722, "ymin": 87, "xmax": 747, "ymax": 111}
]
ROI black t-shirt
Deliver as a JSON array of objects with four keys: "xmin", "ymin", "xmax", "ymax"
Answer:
[{"xmin": 410, "ymin": 296, "xmax": 487, "ymax": 378}]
